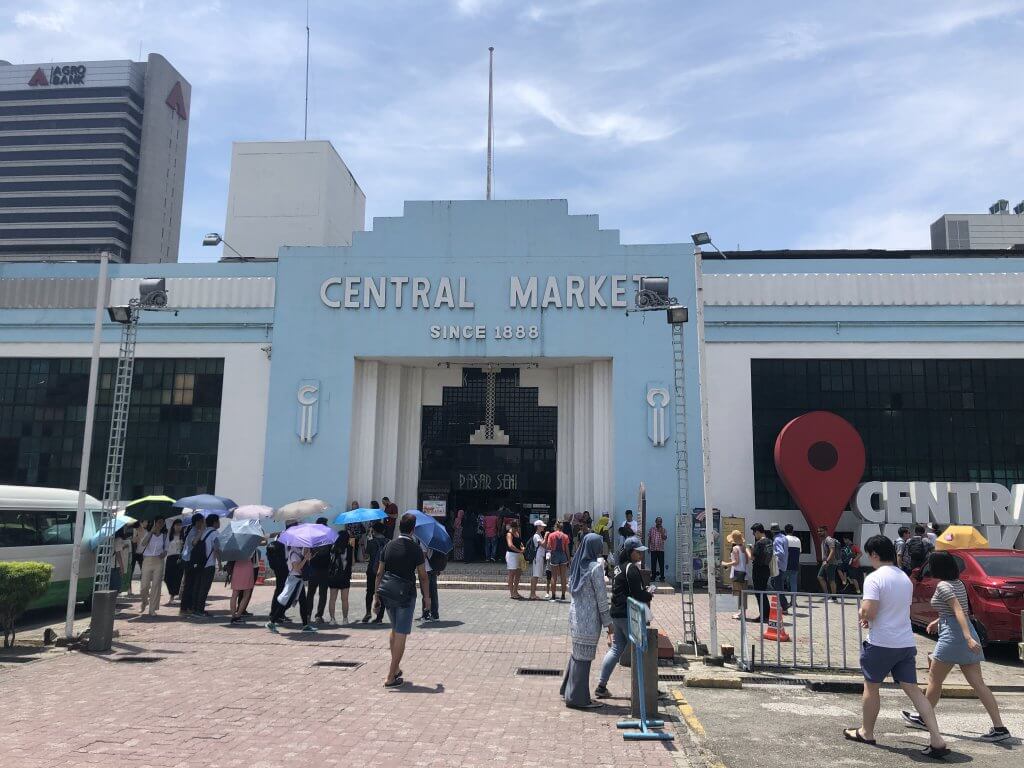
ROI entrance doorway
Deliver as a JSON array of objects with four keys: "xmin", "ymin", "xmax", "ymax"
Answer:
[{"xmin": 418, "ymin": 367, "xmax": 556, "ymax": 561}]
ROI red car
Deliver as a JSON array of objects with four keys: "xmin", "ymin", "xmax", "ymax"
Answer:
[{"xmin": 910, "ymin": 549, "xmax": 1024, "ymax": 644}]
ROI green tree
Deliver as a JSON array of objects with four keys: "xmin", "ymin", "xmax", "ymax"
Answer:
[{"xmin": 0, "ymin": 562, "xmax": 53, "ymax": 647}]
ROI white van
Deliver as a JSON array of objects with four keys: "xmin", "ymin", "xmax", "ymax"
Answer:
[{"xmin": 0, "ymin": 485, "xmax": 101, "ymax": 610}]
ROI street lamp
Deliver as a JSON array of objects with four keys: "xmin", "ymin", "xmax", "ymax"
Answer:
[
  {"xmin": 202, "ymin": 232, "xmax": 247, "ymax": 260},
  {"xmin": 690, "ymin": 231, "xmax": 727, "ymax": 659}
]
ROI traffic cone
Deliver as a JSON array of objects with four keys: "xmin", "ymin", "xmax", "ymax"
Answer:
[
  {"xmin": 255, "ymin": 557, "xmax": 267, "ymax": 586},
  {"xmin": 762, "ymin": 595, "xmax": 791, "ymax": 642}
]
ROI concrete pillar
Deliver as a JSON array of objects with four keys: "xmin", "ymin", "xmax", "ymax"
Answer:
[{"xmin": 87, "ymin": 590, "xmax": 117, "ymax": 652}]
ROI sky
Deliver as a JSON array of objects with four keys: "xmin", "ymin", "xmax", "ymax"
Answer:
[{"xmin": 2, "ymin": 0, "xmax": 1023, "ymax": 262}]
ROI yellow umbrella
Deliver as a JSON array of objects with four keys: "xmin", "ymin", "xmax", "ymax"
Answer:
[{"xmin": 935, "ymin": 525, "xmax": 988, "ymax": 550}]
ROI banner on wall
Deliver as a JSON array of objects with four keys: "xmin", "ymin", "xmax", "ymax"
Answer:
[{"xmin": 692, "ymin": 507, "xmax": 721, "ymax": 585}]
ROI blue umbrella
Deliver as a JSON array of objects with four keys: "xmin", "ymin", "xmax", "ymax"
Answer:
[
  {"xmin": 218, "ymin": 519, "xmax": 265, "ymax": 561},
  {"xmin": 408, "ymin": 510, "xmax": 453, "ymax": 554},
  {"xmin": 173, "ymin": 494, "xmax": 237, "ymax": 512},
  {"xmin": 333, "ymin": 507, "xmax": 387, "ymax": 526},
  {"xmin": 88, "ymin": 514, "xmax": 136, "ymax": 551},
  {"xmin": 278, "ymin": 523, "xmax": 338, "ymax": 548}
]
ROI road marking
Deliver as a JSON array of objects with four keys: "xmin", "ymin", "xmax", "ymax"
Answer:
[{"xmin": 671, "ymin": 688, "xmax": 730, "ymax": 768}]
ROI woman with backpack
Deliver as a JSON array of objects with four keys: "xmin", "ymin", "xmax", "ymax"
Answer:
[{"xmin": 325, "ymin": 529, "xmax": 354, "ymax": 624}]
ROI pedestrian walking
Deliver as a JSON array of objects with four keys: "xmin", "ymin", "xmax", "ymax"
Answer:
[
  {"xmin": 722, "ymin": 530, "xmax": 749, "ymax": 620},
  {"xmin": 178, "ymin": 513, "xmax": 205, "ymax": 614},
  {"xmin": 111, "ymin": 526, "xmax": 129, "ymax": 594},
  {"xmin": 126, "ymin": 521, "xmax": 144, "ymax": 595},
  {"xmin": 228, "ymin": 549, "xmax": 258, "ymax": 623},
  {"xmin": 266, "ymin": 528, "xmax": 291, "ymax": 620},
  {"xmin": 483, "ymin": 512, "xmax": 500, "ymax": 561},
  {"xmin": 163, "ymin": 519, "xmax": 184, "ymax": 605},
  {"xmin": 595, "ymin": 539, "xmax": 651, "ymax": 699},
  {"xmin": 505, "ymin": 520, "xmax": 525, "ymax": 599},
  {"xmin": 560, "ymin": 533, "xmax": 613, "ymax": 709},
  {"xmin": 374, "ymin": 513, "xmax": 431, "ymax": 688},
  {"xmin": 267, "ymin": 545, "xmax": 314, "ymax": 632},
  {"xmin": 769, "ymin": 523, "xmax": 789, "ymax": 612},
  {"xmin": 817, "ymin": 525, "xmax": 840, "ymax": 597},
  {"xmin": 191, "ymin": 514, "xmax": 221, "ymax": 617},
  {"xmin": 528, "ymin": 519, "xmax": 547, "ymax": 600},
  {"xmin": 362, "ymin": 522, "xmax": 388, "ymax": 623},
  {"xmin": 901, "ymin": 551, "xmax": 1010, "ymax": 742},
  {"xmin": 838, "ymin": 534, "xmax": 862, "ymax": 594},
  {"xmin": 844, "ymin": 535, "xmax": 948, "ymax": 758},
  {"xmin": 901, "ymin": 524, "xmax": 934, "ymax": 574},
  {"xmin": 783, "ymin": 524, "xmax": 801, "ymax": 595},
  {"xmin": 310, "ymin": 517, "xmax": 333, "ymax": 623},
  {"xmin": 647, "ymin": 517, "xmax": 667, "ymax": 582},
  {"xmin": 326, "ymin": 529, "xmax": 353, "ymax": 624},
  {"xmin": 546, "ymin": 521, "xmax": 571, "ymax": 600},
  {"xmin": 417, "ymin": 536, "xmax": 441, "ymax": 622},
  {"xmin": 750, "ymin": 524, "xmax": 773, "ymax": 621},
  {"xmin": 138, "ymin": 518, "xmax": 167, "ymax": 615}
]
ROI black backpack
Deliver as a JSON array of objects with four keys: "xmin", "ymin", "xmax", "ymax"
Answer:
[
  {"xmin": 904, "ymin": 536, "xmax": 929, "ymax": 571},
  {"xmin": 266, "ymin": 540, "xmax": 286, "ymax": 572},
  {"xmin": 428, "ymin": 549, "xmax": 448, "ymax": 573},
  {"xmin": 189, "ymin": 530, "xmax": 211, "ymax": 569},
  {"xmin": 523, "ymin": 535, "xmax": 538, "ymax": 564}
]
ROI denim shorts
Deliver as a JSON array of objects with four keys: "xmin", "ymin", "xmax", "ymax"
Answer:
[
  {"xmin": 387, "ymin": 603, "xmax": 415, "ymax": 635},
  {"xmin": 860, "ymin": 641, "xmax": 917, "ymax": 684}
]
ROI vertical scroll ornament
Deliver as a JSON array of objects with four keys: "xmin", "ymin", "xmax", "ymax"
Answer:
[
  {"xmin": 646, "ymin": 385, "xmax": 670, "ymax": 447},
  {"xmin": 297, "ymin": 380, "xmax": 320, "ymax": 443}
]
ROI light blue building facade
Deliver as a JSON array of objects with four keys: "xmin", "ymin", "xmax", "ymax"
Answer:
[{"xmin": 3, "ymin": 198, "xmax": 1024, "ymax": 579}]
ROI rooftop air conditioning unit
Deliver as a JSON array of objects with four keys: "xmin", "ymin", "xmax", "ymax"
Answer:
[
  {"xmin": 1013, "ymin": 201, "xmax": 1024, "ymax": 215},
  {"xmin": 989, "ymin": 199, "xmax": 1009, "ymax": 214}
]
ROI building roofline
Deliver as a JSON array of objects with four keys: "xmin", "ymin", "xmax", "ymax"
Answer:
[{"xmin": 716, "ymin": 248, "xmax": 1024, "ymax": 261}]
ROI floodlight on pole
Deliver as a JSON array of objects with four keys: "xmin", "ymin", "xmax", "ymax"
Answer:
[
  {"xmin": 691, "ymin": 231, "xmax": 727, "ymax": 659},
  {"xmin": 202, "ymin": 232, "xmax": 247, "ymax": 260},
  {"xmin": 107, "ymin": 305, "xmax": 132, "ymax": 324}
]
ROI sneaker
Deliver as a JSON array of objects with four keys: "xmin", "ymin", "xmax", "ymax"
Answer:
[
  {"xmin": 594, "ymin": 684, "xmax": 612, "ymax": 699},
  {"xmin": 980, "ymin": 726, "xmax": 1011, "ymax": 743},
  {"xmin": 265, "ymin": 622, "xmax": 278, "ymax": 633},
  {"xmin": 361, "ymin": 614, "xmax": 371, "ymax": 624},
  {"xmin": 901, "ymin": 710, "xmax": 926, "ymax": 730},
  {"xmin": 301, "ymin": 624, "xmax": 318, "ymax": 632}
]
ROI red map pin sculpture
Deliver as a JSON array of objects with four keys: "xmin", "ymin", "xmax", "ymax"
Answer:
[{"xmin": 774, "ymin": 411, "xmax": 865, "ymax": 558}]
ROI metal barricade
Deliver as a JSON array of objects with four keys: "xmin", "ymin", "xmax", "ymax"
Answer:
[
  {"xmin": 738, "ymin": 590, "xmax": 863, "ymax": 672},
  {"xmin": 617, "ymin": 597, "xmax": 673, "ymax": 741}
]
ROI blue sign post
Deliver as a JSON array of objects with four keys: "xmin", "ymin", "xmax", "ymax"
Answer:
[{"xmin": 617, "ymin": 597, "xmax": 674, "ymax": 741}]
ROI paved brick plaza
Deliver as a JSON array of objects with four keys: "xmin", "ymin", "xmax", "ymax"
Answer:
[{"xmin": 1, "ymin": 585, "xmax": 689, "ymax": 768}]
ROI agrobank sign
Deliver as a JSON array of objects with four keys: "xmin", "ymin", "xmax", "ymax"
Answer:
[{"xmin": 853, "ymin": 481, "xmax": 1024, "ymax": 549}]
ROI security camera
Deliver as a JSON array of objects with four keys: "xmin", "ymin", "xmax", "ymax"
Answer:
[{"xmin": 139, "ymin": 278, "xmax": 168, "ymax": 309}]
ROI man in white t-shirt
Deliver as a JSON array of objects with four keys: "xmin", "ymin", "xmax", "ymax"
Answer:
[{"xmin": 845, "ymin": 535, "xmax": 948, "ymax": 757}]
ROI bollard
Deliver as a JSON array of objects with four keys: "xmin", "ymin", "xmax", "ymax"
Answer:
[
  {"xmin": 630, "ymin": 627, "xmax": 660, "ymax": 718},
  {"xmin": 87, "ymin": 589, "xmax": 116, "ymax": 652}
]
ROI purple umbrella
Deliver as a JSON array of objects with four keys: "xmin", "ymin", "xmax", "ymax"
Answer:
[{"xmin": 277, "ymin": 523, "xmax": 338, "ymax": 548}]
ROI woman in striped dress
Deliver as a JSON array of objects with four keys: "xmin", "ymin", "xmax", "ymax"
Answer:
[{"xmin": 901, "ymin": 551, "xmax": 1010, "ymax": 742}]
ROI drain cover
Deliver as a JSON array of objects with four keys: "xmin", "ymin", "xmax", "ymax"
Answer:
[
  {"xmin": 113, "ymin": 656, "xmax": 164, "ymax": 663},
  {"xmin": 313, "ymin": 660, "xmax": 363, "ymax": 669},
  {"xmin": 515, "ymin": 667, "xmax": 561, "ymax": 677}
]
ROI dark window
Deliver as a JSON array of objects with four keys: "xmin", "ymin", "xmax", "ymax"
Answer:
[
  {"xmin": 0, "ymin": 125, "xmax": 142, "ymax": 145},
  {"xmin": 0, "ymin": 100, "xmax": 143, "ymax": 122},
  {"xmin": 751, "ymin": 358, "xmax": 1024, "ymax": 509},
  {"xmin": 0, "ymin": 195, "xmax": 134, "ymax": 213},
  {"xmin": 0, "ymin": 243, "xmax": 129, "ymax": 258},
  {"xmin": 0, "ymin": 148, "xmax": 139, "ymax": 163},
  {"xmin": 0, "ymin": 179, "xmax": 137, "ymax": 195},
  {"xmin": 0, "ymin": 358, "xmax": 224, "ymax": 500},
  {"xmin": 0, "ymin": 87, "xmax": 144, "ymax": 110},
  {"xmin": 0, "ymin": 226, "xmax": 129, "ymax": 240},
  {"xmin": 0, "ymin": 164, "xmax": 137, "ymax": 182},
  {"xmin": 0, "ymin": 211, "xmax": 134, "ymax": 228}
]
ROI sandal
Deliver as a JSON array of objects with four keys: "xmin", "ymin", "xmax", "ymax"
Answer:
[
  {"xmin": 843, "ymin": 728, "xmax": 876, "ymax": 745},
  {"xmin": 384, "ymin": 676, "xmax": 404, "ymax": 688},
  {"xmin": 921, "ymin": 745, "xmax": 950, "ymax": 760}
]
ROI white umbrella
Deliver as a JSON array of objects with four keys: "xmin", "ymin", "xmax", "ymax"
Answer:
[
  {"xmin": 232, "ymin": 504, "xmax": 274, "ymax": 521},
  {"xmin": 274, "ymin": 498, "xmax": 330, "ymax": 522}
]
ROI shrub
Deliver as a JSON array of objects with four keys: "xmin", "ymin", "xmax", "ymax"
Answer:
[{"xmin": 0, "ymin": 561, "xmax": 53, "ymax": 647}]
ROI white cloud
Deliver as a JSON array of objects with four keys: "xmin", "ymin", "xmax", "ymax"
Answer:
[
  {"xmin": 453, "ymin": 0, "xmax": 501, "ymax": 16},
  {"xmin": 512, "ymin": 82, "xmax": 676, "ymax": 145}
]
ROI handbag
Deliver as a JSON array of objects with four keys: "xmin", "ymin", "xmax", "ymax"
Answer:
[
  {"xmin": 377, "ymin": 570, "xmax": 416, "ymax": 608},
  {"xmin": 769, "ymin": 554, "xmax": 780, "ymax": 578}
]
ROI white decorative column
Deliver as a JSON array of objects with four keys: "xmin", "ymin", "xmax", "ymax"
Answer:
[
  {"xmin": 591, "ymin": 360, "xmax": 614, "ymax": 515},
  {"xmin": 395, "ymin": 366, "xmax": 424, "ymax": 511},
  {"xmin": 347, "ymin": 360, "xmax": 379, "ymax": 507},
  {"xmin": 556, "ymin": 366, "xmax": 575, "ymax": 520},
  {"xmin": 572, "ymin": 362, "xmax": 595, "ymax": 513},
  {"xmin": 372, "ymin": 363, "xmax": 402, "ymax": 500}
]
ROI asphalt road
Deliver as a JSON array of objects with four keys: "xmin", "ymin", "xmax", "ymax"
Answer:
[{"xmin": 681, "ymin": 683, "xmax": 1023, "ymax": 767}]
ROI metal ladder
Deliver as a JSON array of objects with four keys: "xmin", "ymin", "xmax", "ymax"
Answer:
[
  {"xmin": 92, "ymin": 301, "xmax": 140, "ymax": 592},
  {"xmin": 671, "ymin": 323, "xmax": 697, "ymax": 650}
]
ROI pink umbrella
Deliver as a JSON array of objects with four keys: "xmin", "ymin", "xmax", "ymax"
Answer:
[{"xmin": 232, "ymin": 504, "xmax": 274, "ymax": 521}]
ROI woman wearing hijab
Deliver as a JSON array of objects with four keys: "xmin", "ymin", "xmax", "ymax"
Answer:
[{"xmin": 559, "ymin": 533, "xmax": 613, "ymax": 709}]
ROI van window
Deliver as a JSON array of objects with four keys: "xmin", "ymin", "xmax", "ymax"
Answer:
[{"xmin": 0, "ymin": 510, "xmax": 74, "ymax": 546}]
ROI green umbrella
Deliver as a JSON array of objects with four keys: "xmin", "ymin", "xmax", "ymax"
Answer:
[{"xmin": 124, "ymin": 494, "xmax": 177, "ymax": 521}]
